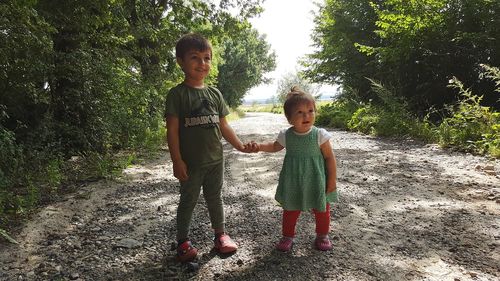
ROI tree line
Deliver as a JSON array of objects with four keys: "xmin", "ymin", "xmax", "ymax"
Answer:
[{"xmin": 304, "ymin": 0, "xmax": 499, "ymax": 157}]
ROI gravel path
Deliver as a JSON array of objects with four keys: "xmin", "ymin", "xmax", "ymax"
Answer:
[{"xmin": 1, "ymin": 112, "xmax": 499, "ymax": 281}]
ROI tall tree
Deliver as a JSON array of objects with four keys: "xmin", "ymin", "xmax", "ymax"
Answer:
[
  {"xmin": 304, "ymin": 0, "xmax": 500, "ymax": 114},
  {"xmin": 365, "ymin": 0, "xmax": 500, "ymax": 112},
  {"xmin": 0, "ymin": 0, "xmax": 53, "ymax": 142},
  {"xmin": 303, "ymin": 0, "xmax": 381, "ymax": 102},
  {"xmin": 217, "ymin": 27, "xmax": 276, "ymax": 107}
]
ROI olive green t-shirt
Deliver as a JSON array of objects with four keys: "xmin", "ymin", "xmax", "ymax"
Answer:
[{"xmin": 165, "ymin": 83, "xmax": 230, "ymax": 168}]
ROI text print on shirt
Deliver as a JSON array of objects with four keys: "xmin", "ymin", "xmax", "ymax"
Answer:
[
  {"xmin": 185, "ymin": 114, "xmax": 220, "ymax": 127},
  {"xmin": 184, "ymin": 98, "xmax": 220, "ymax": 128}
]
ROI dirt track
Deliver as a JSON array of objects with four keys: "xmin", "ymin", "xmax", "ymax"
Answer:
[{"xmin": 1, "ymin": 112, "xmax": 499, "ymax": 281}]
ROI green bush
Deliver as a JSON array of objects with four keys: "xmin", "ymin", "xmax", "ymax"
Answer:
[
  {"xmin": 347, "ymin": 104, "xmax": 416, "ymax": 137},
  {"xmin": 316, "ymin": 99, "xmax": 359, "ymax": 129},
  {"xmin": 0, "ymin": 128, "xmax": 17, "ymax": 215},
  {"xmin": 478, "ymin": 124, "xmax": 500, "ymax": 157},
  {"xmin": 346, "ymin": 79, "xmax": 418, "ymax": 137},
  {"xmin": 437, "ymin": 75, "xmax": 500, "ymax": 156}
]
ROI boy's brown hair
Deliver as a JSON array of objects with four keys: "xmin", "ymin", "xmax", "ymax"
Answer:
[
  {"xmin": 283, "ymin": 86, "xmax": 316, "ymax": 120},
  {"xmin": 175, "ymin": 33, "xmax": 212, "ymax": 59}
]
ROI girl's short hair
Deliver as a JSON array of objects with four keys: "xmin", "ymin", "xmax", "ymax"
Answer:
[
  {"xmin": 283, "ymin": 86, "xmax": 316, "ymax": 120},
  {"xmin": 175, "ymin": 33, "xmax": 212, "ymax": 59}
]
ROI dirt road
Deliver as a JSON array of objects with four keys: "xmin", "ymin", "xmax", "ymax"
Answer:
[{"xmin": 1, "ymin": 112, "xmax": 499, "ymax": 281}]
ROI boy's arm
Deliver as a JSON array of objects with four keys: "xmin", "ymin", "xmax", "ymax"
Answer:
[
  {"xmin": 219, "ymin": 116, "xmax": 246, "ymax": 151},
  {"xmin": 257, "ymin": 141, "xmax": 284, "ymax": 152},
  {"xmin": 166, "ymin": 115, "xmax": 188, "ymax": 181},
  {"xmin": 320, "ymin": 140, "xmax": 337, "ymax": 193}
]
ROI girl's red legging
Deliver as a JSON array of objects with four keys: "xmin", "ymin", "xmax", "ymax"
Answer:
[{"xmin": 282, "ymin": 203, "xmax": 330, "ymax": 237}]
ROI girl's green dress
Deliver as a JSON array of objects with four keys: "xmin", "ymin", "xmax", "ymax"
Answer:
[{"xmin": 275, "ymin": 126, "xmax": 338, "ymax": 212}]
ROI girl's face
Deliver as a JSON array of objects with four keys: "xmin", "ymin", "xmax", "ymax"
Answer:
[
  {"xmin": 288, "ymin": 101, "xmax": 316, "ymax": 133},
  {"xmin": 177, "ymin": 49, "xmax": 212, "ymax": 86}
]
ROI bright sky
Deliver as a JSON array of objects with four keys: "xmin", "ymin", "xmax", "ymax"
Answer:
[{"xmin": 245, "ymin": 0, "xmax": 338, "ymax": 101}]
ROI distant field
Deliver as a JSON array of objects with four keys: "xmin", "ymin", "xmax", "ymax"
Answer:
[{"xmin": 240, "ymin": 100, "xmax": 333, "ymax": 113}]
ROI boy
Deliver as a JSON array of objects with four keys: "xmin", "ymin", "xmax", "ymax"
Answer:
[{"xmin": 165, "ymin": 33, "xmax": 251, "ymax": 262}]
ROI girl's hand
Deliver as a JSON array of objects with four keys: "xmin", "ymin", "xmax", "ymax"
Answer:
[
  {"xmin": 326, "ymin": 184, "xmax": 336, "ymax": 194},
  {"xmin": 249, "ymin": 141, "xmax": 259, "ymax": 152}
]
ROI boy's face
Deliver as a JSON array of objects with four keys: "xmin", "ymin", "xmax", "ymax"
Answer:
[{"xmin": 177, "ymin": 48, "xmax": 212, "ymax": 84}]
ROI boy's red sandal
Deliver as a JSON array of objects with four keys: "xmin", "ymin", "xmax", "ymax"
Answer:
[
  {"xmin": 214, "ymin": 234, "xmax": 238, "ymax": 254},
  {"xmin": 176, "ymin": 240, "xmax": 198, "ymax": 262}
]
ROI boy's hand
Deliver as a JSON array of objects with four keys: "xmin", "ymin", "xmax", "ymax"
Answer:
[{"xmin": 173, "ymin": 160, "xmax": 188, "ymax": 181}]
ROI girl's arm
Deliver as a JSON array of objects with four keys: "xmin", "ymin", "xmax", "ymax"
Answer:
[
  {"xmin": 320, "ymin": 140, "xmax": 337, "ymax": 193},
  {"xmin": 258, "ymin": 141, "xmax": 284, "ymax": 153}
]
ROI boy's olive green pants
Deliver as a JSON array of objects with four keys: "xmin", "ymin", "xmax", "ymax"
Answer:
[{"xmin": 176, "ymin": 161, "xmax": 224, "ymax": 241}]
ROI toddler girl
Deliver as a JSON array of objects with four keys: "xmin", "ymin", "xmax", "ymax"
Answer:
[{"xmin": 254, "ymin": 86, "xmax": 337, "ymax": 251}]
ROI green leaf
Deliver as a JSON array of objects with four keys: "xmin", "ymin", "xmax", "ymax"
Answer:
[{"xmin": 0, "ymin": 228, "xmax": 18, "ymax": 244}]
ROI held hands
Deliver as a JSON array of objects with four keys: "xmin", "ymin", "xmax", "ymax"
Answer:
[{"xmin": 240, "ymin": 141, "xmax": 259, "ymax": 153}]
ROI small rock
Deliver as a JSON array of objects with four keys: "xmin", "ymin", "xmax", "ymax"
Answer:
[
  {"xmin": 484, "ymin": 170, "xmax": 496, "ymax": 176},
  {"xmin": 484, "ymin": 164, "xmax": 495, "ymax": 171},
  {"xmin": 91, "ymin": 226, "xmax": 102, "ymax": 232},
  {"xmin": 467, "ymin": 272, "xmax": 478, "ymax": 278},
  {"xmin": 476, "ymin": 164, "xmax": 497, "ymax": 175},
  {"xmin": 69, "ymin": 272, "xmax": 80, "ymax": 280},
  {"xmin": 164, "ymin": 268, "xmax": 176, "ymax": 277},
  {"xmin": 186, "ymin": 262, "xmax": 199, "ymax": 272},
  {"xmin": 170, "ymin": 241, "xmax": 177, "ymax": 251},
  {"xmin": 115, "ymin": 238, "xmax": 142, "ymax": 249}
]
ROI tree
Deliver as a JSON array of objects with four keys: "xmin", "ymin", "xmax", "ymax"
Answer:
[
  {"xmin": 276, "ymin": 72, "xmax": 320, "ymax": 103},
  {"xmin": 0, "ymin": 1, "xmax": 53, "ymax": 144},
  {"xmin": 303, "ymin": 0, "xmax": 381, "ymax": 102},
  {"xmin": 217, "ymin": 27, "xmax": 276, "ymax": 108},
  {"xmin": 304, "ymin": 0, "xmax": 500, "ymax": 115},
  {"xmin": 364, "ymin": 0, "xmax": 500, "ymax": 112}
]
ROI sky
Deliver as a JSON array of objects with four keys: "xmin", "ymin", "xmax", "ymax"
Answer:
[{"xmin": 244, "ymin": 0, "xmax": 338, "ymax": 102}]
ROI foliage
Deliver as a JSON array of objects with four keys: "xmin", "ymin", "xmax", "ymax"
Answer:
[
  {"xmin": 347, "ymin": 79, "xmax": 418, "ymax": 136},
  {"xmin": 315, "ymin": 65, "xmax": 500, "ymax": 158},
  {"xmin": 438, "ymin": 72, "xmax": 500, "ymax": 156},
  {"xmin": 0, "ymin": 228, "xmax": 18, "ymax": 244},
  {"xmin": 315, "ymin": 99, "xmax": 360, "ymax": 129},
  {"xmin": 0, "ymin": 0, "xmax": 269, "ymax": 228},
  {"xmin": 305, "ymin": 0, "xmax": 500, "ymax": 114},
  {"xmin": 217, "ymin": 27, "xmax": 276, "ymax": 107},
  {"xmin": 303, "ymin": 0, "xmax": 380, "ymax": 102}
]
